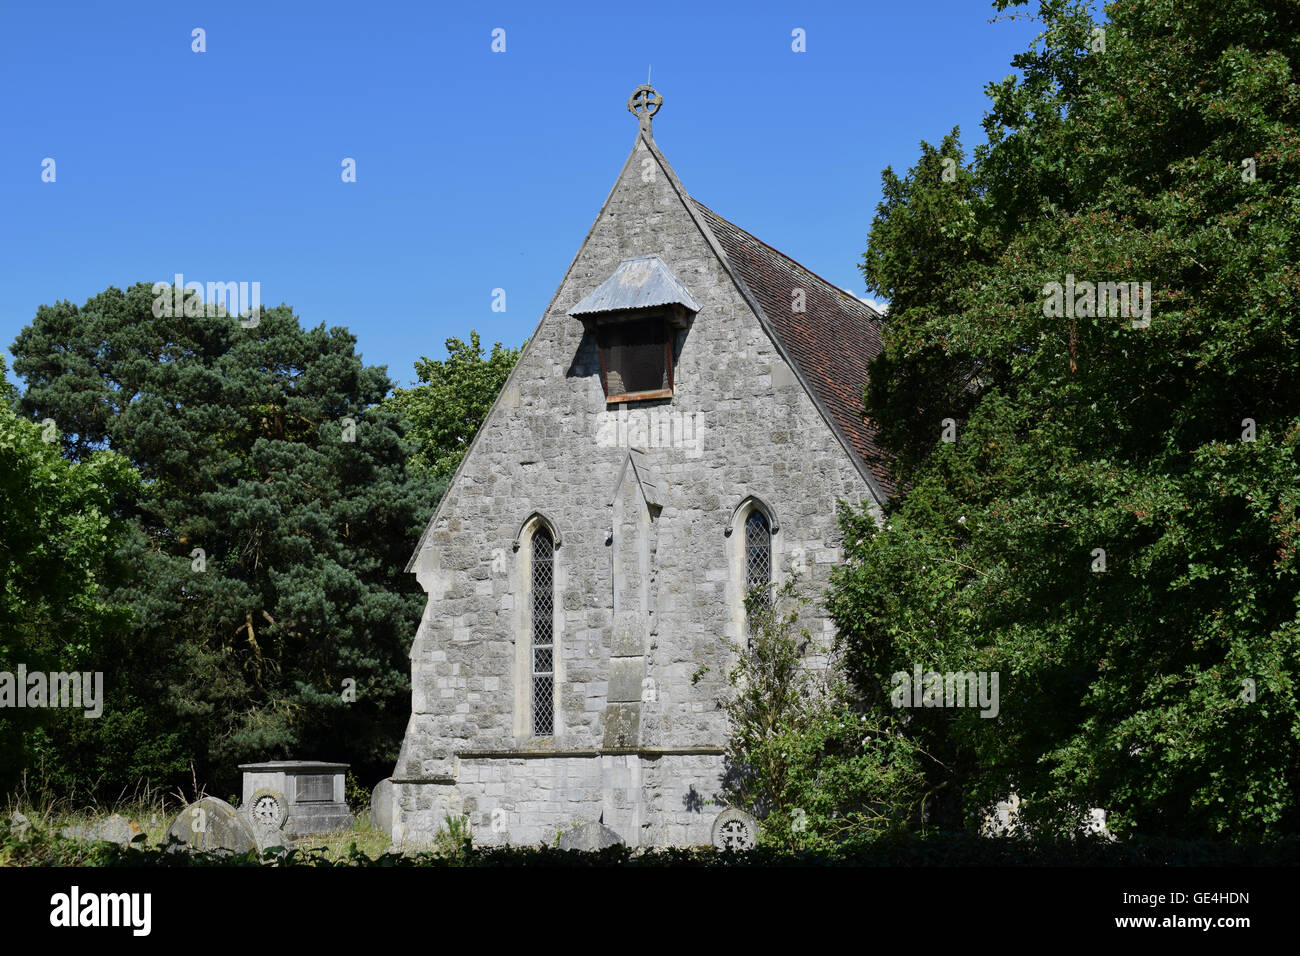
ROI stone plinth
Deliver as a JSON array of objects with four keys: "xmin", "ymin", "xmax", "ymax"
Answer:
[{"xmin": 238, "ymin": 760, "xmax": 353, "ymax": 840}]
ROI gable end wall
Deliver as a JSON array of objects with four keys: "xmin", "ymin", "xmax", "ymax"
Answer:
[{"xmin": 392, "ymin": 132, "xmax": 883, "ymax": 847}]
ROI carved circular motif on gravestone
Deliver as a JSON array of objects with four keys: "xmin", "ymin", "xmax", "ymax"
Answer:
[
  {"xmin": 710, "ymin": 808, "xmax": 758, "ymax": 851},
  {"xmin": 249, "ymin": 790, "xmax": 286, "ymax": 831}
]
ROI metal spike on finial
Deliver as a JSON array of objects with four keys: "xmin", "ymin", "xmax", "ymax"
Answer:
[{"xmin": 627, "ymin": 83, "xmax": 662, "ymax": 137}]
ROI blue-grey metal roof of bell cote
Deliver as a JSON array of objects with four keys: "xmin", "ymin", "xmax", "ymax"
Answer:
[{"xmin": 568, "ymin": 255, "xmax": 703, "ymax": 316}]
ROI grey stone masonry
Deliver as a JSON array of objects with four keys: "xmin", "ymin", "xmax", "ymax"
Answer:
[{"xmin": 392, "ymin": 101, "xmax": 884, "ymax": 849}]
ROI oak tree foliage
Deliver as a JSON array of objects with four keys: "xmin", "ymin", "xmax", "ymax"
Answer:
[{"xmin": 832, "ymin": 0, "xmax": 1300, "ymax": 837}]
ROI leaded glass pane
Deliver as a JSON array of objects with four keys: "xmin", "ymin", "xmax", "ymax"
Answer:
[
  {"xmin": 532, "ymin": 675, "xmax": 553, "ymax": 736},
  {"xmin": 745, "ymin": 510, "xmax": 771, "ymax": 603},
  {"xmin": 531, "ymin": 529, "xmax": 554, "ymax": 736}
]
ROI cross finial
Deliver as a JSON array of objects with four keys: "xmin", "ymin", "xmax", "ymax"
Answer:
[{"xmin": 627, "ymin": 84, "xmax": 662, "ymax": 137}]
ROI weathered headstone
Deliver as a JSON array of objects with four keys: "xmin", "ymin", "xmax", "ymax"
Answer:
[
  {"xmin": 710, "ymin": 808, "xmax": 757, "ymax": 851},
  {"xmin": 1084, "ymin": 807, "xmax": 1116, "ymax": 841},
  {"xmin": 245, "ymin": 789, "xmax": 288, "ymax": 851},
  {"xmin": 166, "ymin": 797, "xmax": 257, "ymax": 854},
  {"xmin": 558, "ymin": 821, "xmax": 624, "ymax": 851},
  {"xmin": 61, "ymin": 813, "xmax": 144, "ymax": 847},
  {"xmin": 370, "ymin": 778, "xmax": 393, "ymax": 835},
  {"xmin": 7, "ymin": 811, "xmax": 31, "ymax": 840},
  {"xmin": 980, "ymin": 793, "xmax": 1022, "ymax": 837}
]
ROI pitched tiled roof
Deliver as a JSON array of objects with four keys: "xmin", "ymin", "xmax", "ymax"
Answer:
[{"xmin": 691, "ymin": 200, "xmax": 895, "ymax": 498}]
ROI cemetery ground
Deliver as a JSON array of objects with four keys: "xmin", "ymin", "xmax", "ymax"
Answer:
[
  {"xmin": 3, "ymin": 786, "xmax": 1295, "ymax": 867},
  {"xmin": 1, "ymin": 783, "xmax": 395, "ymax": 866}
]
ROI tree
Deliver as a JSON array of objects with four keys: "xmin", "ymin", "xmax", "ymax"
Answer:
[
  {"xmin": 0, "ymin": 364, "xmax": 141, "ymax": 794},
  {"xmin": 830, "ymin": 0, "xmax": 1300, "ymax": 838},
  {"xmin": 0, "ymin": 355, "xmax": 15, "ymax": 406},
  {"xmin": 724, "ymin": 580, "xmax": 926, "ymax": 850},
  {"xmin": 10, "ymin": 284, "xmax": 442, "ymax": 795},
  {"xmin": 383, "ymin": 332, "xmax": 521, "ymax": 484}
]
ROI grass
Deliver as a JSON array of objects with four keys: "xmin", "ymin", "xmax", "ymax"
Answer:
[
  {"xmin": 282, "ymin": 818, "xmax": 391, "ymax": 860},
  {"xmin": 3, "ymin": 777, "xmax": 393, "ymax": 863}
]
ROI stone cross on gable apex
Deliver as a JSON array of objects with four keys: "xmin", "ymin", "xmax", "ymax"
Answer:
[{"xmin": 627, "ymin": 84, "xmax": 663, "ymax": 136}]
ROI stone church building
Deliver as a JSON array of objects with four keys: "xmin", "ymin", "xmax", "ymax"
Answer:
[{"xmin": 391, "ymin": 86, "xmax": 891, "ymax": 848}]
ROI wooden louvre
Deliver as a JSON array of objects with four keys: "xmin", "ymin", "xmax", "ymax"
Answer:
[{"xmin": 596, "ymin": 317, "xmax": 673, "ymax": 402}]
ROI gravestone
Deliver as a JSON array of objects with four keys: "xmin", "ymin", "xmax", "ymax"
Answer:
[
  {"xmin": 1084, "ymin": 807, "xmax": 1116, "ymax": 841},
  {"xmin": 980, "ymin": 793, "xmax": 1022, "ymax": 837},
  {"xmin": 558, "ymin": 821, "xmax": 624, "ymax": 851},
  {"xmin": 7, "ymin": 811, "xmax": 30, "ymax": 840},
  {"xmin": 245, "ymin": 788, "xmax": 288, "ymax": 851},
  {"xmin": 61, "ymin": 813, "xmax": 144, "ymax": 847},
  {"xmin": 166, "ymin": 797, "xmax": 257, "ymax": 854},
  {"xmin": 370, "ymin": 778, "xmax": 393, "ymax": 835},
  {"xmin": 710, "ymin": 808, "xmax": 757, "ymax": 851},
  {"xmin": 238, "ymin": 760, "xmax": 352, "ymax": 840}
]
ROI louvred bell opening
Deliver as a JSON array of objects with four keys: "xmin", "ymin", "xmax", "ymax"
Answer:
[
  {"xmin": 596, "ymin": 317, "xmax": 672, "ymax": 401},
  {"xmin": 568, "ymin": 255, "xmax": 700, "ymax": 404}
]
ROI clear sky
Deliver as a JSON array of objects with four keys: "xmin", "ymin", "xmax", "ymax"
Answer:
[{"xmin": 0, "ymin": 0, "xmax": 1052, "ymax": 392}]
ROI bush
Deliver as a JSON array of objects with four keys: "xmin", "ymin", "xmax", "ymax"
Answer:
[{"xmin": 724, "ymin": 578, "xmax": 928, "ymax": 851}]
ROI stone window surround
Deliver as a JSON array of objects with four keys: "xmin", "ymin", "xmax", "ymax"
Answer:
[
  {"xmin": 512, "ymin": 512, "xmax": 565, "ymax": 739},
  {"xmin": 724, "ymin": 495, "xmax": 783, "ymax": 647}
]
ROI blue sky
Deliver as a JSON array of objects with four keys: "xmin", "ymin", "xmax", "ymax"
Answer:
[{"xmin": 0, "ymin": 0, "xmax": 1051, "ymax": 393}]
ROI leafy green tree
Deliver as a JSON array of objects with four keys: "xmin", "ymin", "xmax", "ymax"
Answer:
[
  {"xmin": 384, "ymin": 332, "xmax": 521, "ymax": 484},
  {"xmin": 724, "ymin": 580, "xmax": 926, "ymax": 850},
  {"xmin": 831, "ymin": 0, "xmax": 1300, "ymax": 838},
  {"xmin": 0, "ymin": 373, "xmax": 140, "ymax": 793},
  {"xmin": 859, "ymin": 133, "xmax": 994, "ymax": 479},
  {"xmin": 0, "ymin": 355, "xmax": 15, "ymax": 406},
  {"xmin": 10, "ymin": 283, "xmax": 441, "ymax": 795}
]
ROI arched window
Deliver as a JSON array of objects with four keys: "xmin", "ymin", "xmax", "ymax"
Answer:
[
  {"xmin": 531, "ymin": 528, "xmax": 555, "ymax": 736},
  {"xmin": 725, "ymin": 496, "xmax": 779, "ymax": 649},
  {"xmin": 745, "ymin": 509, "xmax": 772, "ymax": 607}
]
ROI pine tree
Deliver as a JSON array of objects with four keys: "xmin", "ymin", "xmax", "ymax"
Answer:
[{"xmin": 11, "ymin": 283, "xmax": 442, "ymax": 793}]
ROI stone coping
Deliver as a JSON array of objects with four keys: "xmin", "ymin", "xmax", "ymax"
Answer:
[{"xmin": 237, "ymin": 761, "xmax": 349, "ymax": 772}]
